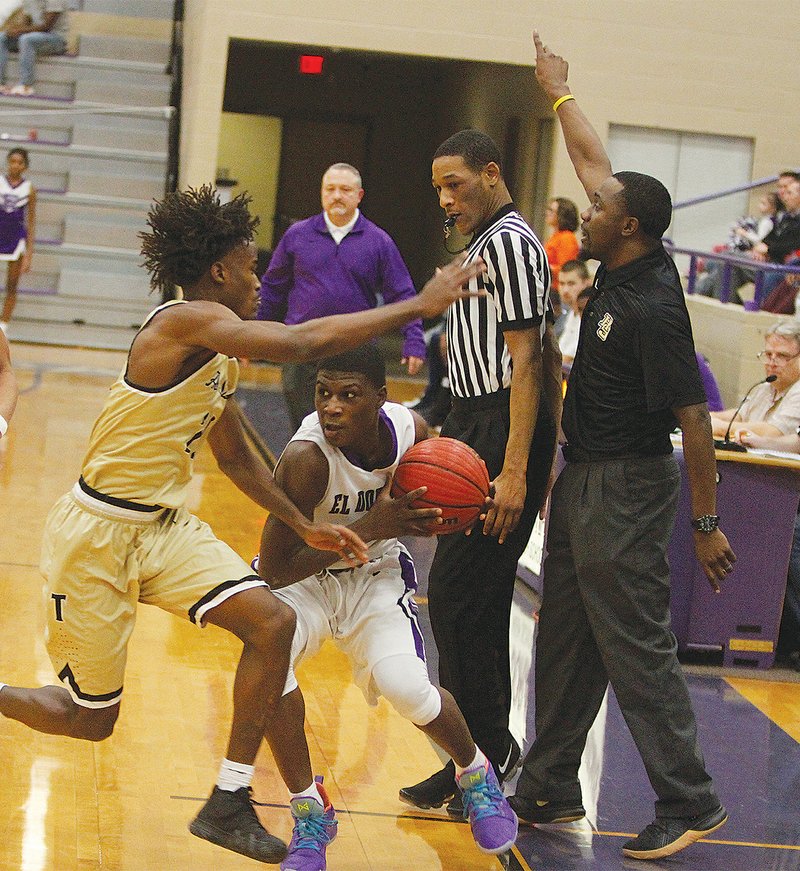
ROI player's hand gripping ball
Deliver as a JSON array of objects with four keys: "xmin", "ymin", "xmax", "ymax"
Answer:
[{"xmin": 390, "ymin": 438, "xmax": 490, "ymax": 534}]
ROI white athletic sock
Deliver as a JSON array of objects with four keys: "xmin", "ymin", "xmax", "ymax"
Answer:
[
  {"xmin": 290, "ymin": 780, "xmax": 323, "ymax": 804},
  {"xmin": 455, "ymin": 747, "xmax": 487, "ymax": 779},
  {"xmin": 216, "ymin": 758, "xmax": 255, "ymax": 792}
]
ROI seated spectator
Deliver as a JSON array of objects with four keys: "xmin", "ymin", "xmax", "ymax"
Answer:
[
  {"xmin": 0, "ymin": 1, "xmax": 69, "ymax": 97},
  {"xmin": 555, "ymin": 259, "xmax": 592, "ymax": 366},
  {"xmin": 739, "ymin": 427, "xmax": 800, "ymax": 672},
  {"xmin": 727, "ymin": 192, "xmax": 780, "ymax": 252},
  {"xmin": 710, "ymin": 320, "xmax": 800, "ymax": 439},
  {"xmin": 544, "ymin": 196, "xmax": 579, "ymax": 312},
  {"xmin": 697, "ymin": 172, "xmax": 800, "ymax": 303},
  {"xmin": 761, "ymin": 268, "xmax": 800, "ymax": 315}
]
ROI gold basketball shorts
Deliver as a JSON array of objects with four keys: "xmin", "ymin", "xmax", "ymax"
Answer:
[{"xmin": 40, "ymin": 483, "xmax": 267, "ymax": 708}]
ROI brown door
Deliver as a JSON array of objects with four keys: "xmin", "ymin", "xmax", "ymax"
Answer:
[{"xmin": 273, "ymin": 117, "xmax": 369, "ymax": 244}]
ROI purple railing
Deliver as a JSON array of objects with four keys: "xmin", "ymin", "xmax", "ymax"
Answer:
[{"xmin": 664, "ymin": 242, "xmax": 800, "ymax": 309}]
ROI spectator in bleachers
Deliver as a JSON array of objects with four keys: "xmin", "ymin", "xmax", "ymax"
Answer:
[
  {"xmin": 555, "ymin": 259, "xmax": 592, "ymax": 366},
  {"xmin": 698, "ymin": 172, "xmax": 800, "ymax": 303},
  {"xmin": 0, "ymin": 1, "xmax": 68, "ymax": 97},
  {"xmin": 544, "ymin": 196, "xmax": 579, "ymax": 313},
  {"xmin": 710, "ymin": 320, "xmax": 800, "ymax": 440},
  {"xmin": 0, "ymin": 147, "xmax": 35, "ymax": 334},
  {"xmin": 727, "ymin": 191, "xmax": 780, "ymax": 252}
]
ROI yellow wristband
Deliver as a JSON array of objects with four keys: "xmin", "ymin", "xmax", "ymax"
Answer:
[{"xmin": 553, "ymin": 94, "xmax": 575, "ymax": 112}]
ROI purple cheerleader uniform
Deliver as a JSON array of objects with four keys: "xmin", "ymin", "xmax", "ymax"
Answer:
[{"xmin": 0, "ymin": 175, "xmax": 31, "ymax": 261}]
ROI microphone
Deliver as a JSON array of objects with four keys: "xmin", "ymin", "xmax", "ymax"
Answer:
[
  {"xmin": 443, "ymin": 215, "xmax": 457, "ymax": 239},
  {"xmin": 715, "ymin": 374, "xmax": 778, "ymax": 452}
]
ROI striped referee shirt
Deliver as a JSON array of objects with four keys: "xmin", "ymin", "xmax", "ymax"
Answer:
[{"xmin": 446, "ymin": 204, "xmax": 550, "ymax": 398}]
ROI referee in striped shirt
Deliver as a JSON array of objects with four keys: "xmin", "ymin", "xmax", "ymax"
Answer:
[{"xmin": 400, "ymin": 130, "xmax": 563, "ymax": 813}]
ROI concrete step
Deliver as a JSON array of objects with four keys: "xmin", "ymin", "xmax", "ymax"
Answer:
[
  {"xmin": 62, "ymin": 211, "xmax": 146, "ymax": 249},
  {"xmin": 10, "ymin": 292, "xmax": 151, "ymax": 329},
  {"xmin": 0, "ymin": 106, "xmax": 169, "ymax": 153},
  {"xmin": 5, "ymin": 319, "xmax": 139, "ymax": 350},
  {"xmin": 81, "ymin": 0, "xmax": 176, "ymax": 19},
  {"xmin": 78, "ymin": 34, "xmax": 171, "ymax": 66},
  {"xmin": 38, "ymin": 190, "xmax": 153, "ymax": 213},
  {"xmin": 75, "ymin": 79, "xmax": 170, "ymax": 107},
  {"xmin": 71, "ymin": 123, "xmax": 167, "ymax": 152},
  {"xmin": 37, "ymin": 194, "xmax": 149, "ymax": 231},
  {"xmin": 67, "ymin": 168, "xmax": 164, "ymax": 201}
]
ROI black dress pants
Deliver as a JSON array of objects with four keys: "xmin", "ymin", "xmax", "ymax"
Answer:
[
  {"xmin": 516, "ymin": 455, "xmax": 720, "ymax": 819},
  {"xmin": 427, "ymin": 389, "xmax": 555, "ymax": 770}
]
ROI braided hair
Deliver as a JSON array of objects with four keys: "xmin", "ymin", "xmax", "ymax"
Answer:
[{"xmin": 139, "ymin": 184, "xmax": 259, "ymax": 294}]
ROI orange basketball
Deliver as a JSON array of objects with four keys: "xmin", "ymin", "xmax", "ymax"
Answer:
[{"xmin": 391, "ymin": 437, "xmax": 490, "ymax": 534}]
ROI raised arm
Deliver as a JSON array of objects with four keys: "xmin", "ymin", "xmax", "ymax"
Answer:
[{"xmin": 533, "ymin": 31, "xmax": 612, "ymax": 201}]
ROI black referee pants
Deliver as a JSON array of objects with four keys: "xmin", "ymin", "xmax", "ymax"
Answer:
[
  {"xmin": 516, "ymin": 455, "xmax": 720, "ymax": 819},
  {"xmin": 427, "ymin": 390, "xmax": 555, "ymax": 772}
]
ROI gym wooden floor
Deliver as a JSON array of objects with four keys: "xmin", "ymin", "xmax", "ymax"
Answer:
[{"xmin": 1, "ymin": 343, "xmax": 799, "ymax": 871}]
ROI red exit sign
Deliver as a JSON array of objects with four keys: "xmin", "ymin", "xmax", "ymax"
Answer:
[{"xmin": 299, "ymin": 55, "xmax": 324, "ymax": 75}]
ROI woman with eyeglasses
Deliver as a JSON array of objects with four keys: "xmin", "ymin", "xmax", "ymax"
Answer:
[{"xmin": 710, "ymin": 320, "xmax": 800, "ymax": 442}]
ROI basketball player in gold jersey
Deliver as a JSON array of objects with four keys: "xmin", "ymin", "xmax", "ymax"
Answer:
[{"xmin": 0, "ymin": 185, "xmax": 485, "ymax": 865}]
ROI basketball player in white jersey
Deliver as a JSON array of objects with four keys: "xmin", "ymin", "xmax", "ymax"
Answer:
[
  {"xmin": 0, "ymin": 186, "xmax": 485, "ymax": 865},
  {"xmin": 256, "ymin": 345, "xmax": 518, "ymax": 870}
]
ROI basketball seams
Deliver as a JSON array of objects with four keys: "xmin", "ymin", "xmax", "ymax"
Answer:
[
  {"xmin": 390, "ymin": 437, "xmax": 490, "ymax": 534},
  {"xmin": 394, "ymin": 458, "xmax": 487, "ymax": 503}
]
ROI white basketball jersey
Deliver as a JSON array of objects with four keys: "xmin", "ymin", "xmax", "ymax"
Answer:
[{"xmin": 286, "ymin": 401, "xmax": 416, "ymax": 568}]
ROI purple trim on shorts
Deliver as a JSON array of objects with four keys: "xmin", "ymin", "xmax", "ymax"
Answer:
[
  {"xmin": 397, "ymin": 550, "xmax": 426, "ymax": 662},
  {"xmin": 188, "ymin": 575, "xmax": 264, "ymax": 625}
]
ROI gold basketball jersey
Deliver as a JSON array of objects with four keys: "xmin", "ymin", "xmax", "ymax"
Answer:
[{"xmin": 80, "ymin": 302, "xmax": 239, "ymax": 508}]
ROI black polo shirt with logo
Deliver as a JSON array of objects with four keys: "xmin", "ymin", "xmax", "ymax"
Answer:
[{"xmin": 562, "ymin": 246, "xmax": 706, "ymax": 459}]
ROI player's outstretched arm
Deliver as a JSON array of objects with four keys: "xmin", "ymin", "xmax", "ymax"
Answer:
[
  {"xmin": 167, "ymin": 257, "xmax": 486, "ymax": 365},
  {"xmin": 533, "ymin": 31, "xmax": 612, "ymax": 201},
  {"xmin": 207, "ymin": 402, "xmax": 368, "ymax": 565},
  {"xmin": 0, "ymin": 331, "xmax": 18, "ymax": 437}
]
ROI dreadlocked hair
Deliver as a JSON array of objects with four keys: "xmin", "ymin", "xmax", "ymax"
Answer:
[{"xmin": 139, "ymin": 184, "xmax": 260, "ymax": 294}]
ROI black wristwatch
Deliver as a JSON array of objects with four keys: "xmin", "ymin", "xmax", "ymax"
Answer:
[{"xmin": 691, "ymin": 515, "xmax": 720, "ymax": 533}]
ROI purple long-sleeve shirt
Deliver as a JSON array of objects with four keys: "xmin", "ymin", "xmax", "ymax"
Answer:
[{"xmin": 257, "ymin": 212, "xmax": 426, "ymax": 360}]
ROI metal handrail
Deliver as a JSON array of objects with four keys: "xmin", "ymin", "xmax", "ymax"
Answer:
[
  {"xmin": 664, "ymin": 241, "xmax": 800, "ymax": 308},
  {"xmin": 672, "ymin": 169, "xmax": 799, "ymax": 211},
  {"xmin": 165, "ymin": 0, "xmax": 183, "ymax": 197}
]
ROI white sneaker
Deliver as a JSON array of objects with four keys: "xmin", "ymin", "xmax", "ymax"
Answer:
[{"xmin": 8, "ymin": 84, "xmax": 34, "ymax": 96}]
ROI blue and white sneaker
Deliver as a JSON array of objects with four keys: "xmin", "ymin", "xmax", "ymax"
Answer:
[{"xmin": 457, "ymin": 761, "xmax": 518, "ymax": 855}]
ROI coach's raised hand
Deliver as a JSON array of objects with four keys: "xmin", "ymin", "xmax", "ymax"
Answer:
[{"xmin": 417, "ymin": 255, "xmax": 486, "ymax": 319}]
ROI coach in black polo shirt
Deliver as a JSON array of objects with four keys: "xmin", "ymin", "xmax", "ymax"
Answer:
[{"xmin": 507, "ymin": 34, "xmax": 737, "ymax": 863}]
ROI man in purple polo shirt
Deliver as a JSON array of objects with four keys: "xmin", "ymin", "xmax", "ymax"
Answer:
[{"xmin": 258, "ymin": 162, "xmax": 426, "ymax": 429}]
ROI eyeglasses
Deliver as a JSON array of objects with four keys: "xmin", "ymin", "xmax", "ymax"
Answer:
[{"xmin": 757, "ymin": 350, "xmax": 800, "ymax": 363}]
